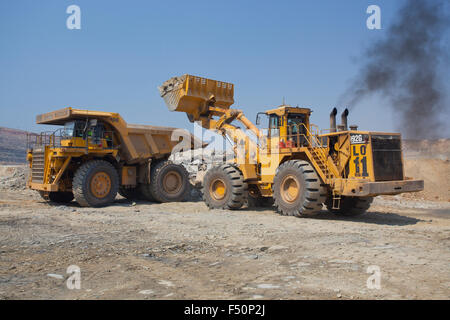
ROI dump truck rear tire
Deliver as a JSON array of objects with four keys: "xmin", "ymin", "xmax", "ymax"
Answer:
[
  {"xmin": 273, "ymin": 160, "xmax": 326, "ymax": 217},
  {"xmin": 325, "ymin": 196, "xmax": 374, "ymax": 216},
  {"xmin": 73, "ymin": 160, "xmax": 119, "ymax": 207},
  {"xmin": 149, "ymin": 160, "xmax": 189, "ymax": 203},
  {"xmin": 39, "ymin": 191, "xmax": 74, "ymax": 203},
  {"xmin": 203, "ymin": 164, "xmax": 247, "ymax": 210},
  {"xmin": 138, "ymin": 184, "xmax": 155, "ymax": 202}
]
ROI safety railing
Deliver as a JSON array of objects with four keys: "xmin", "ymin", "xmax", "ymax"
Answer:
[
  {"xmin": 27, "ymin": 128, "xmax": 116, "ymax": 150},
  {"xmin": 276, "ymin": 123, "xmax": 338, "ymax": 182}
]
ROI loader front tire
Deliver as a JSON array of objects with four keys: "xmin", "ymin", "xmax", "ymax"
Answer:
[
  {"xmin": 73, "ymin": 160, "xmax": 119, "ymax": 207},
  {"xmin": 273, "ymin": 160, "xmax": 326, "ymax": 217},
  {"xmin": 203, "ymin": 164, "xmax": 247, "ymax": 210},
  {"xmin": 325, "ymin": 196, "xmax": 374, "ymax": 216},
  {"xmin": 149, "ymin": 160, "xmax": 189, "ymax": 203}
]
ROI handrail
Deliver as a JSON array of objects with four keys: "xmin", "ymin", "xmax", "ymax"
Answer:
[
  {"xmin": 278, "ymin": 123, "xmax": 338, "ymax": 182},
  {"xmin": 27, "ymin": 129, "xmax": 116, "ymax": 150}
]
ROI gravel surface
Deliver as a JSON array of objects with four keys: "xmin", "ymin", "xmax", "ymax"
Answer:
[{"xmin": 0, "ymin": 189, "xmax": 449, "ymax": 300}]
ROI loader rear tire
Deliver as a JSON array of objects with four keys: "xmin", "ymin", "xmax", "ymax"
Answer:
[
  {"xmin": 325, "ymin": 196, "xmax": 374, "ymax": 216},
  {"xmin": 39, "ymin": 191, "xmax": 74, "ymax": 203},
  {"xmin": 203, "ymin": 164, "xmax": 247, "ymax": 210},
  {"xmin": 149, "ymin": 160, "xmax": 189, "ymax": 203},
  {"xmin": 73, "ymin": 160, "xmax": 119, "ymax": 207},
  {"xmin": 273, "ymin": 160, "xmax": 326, "ymax": 217}
]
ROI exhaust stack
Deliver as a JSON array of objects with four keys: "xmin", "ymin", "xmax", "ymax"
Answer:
[
  {"xmin": 329, "ymin": 108, "xmax": 337, "ymax": 133},
  {"xmin": 340, "ymin": 108, "xmax": 349, "ymax": 131}
]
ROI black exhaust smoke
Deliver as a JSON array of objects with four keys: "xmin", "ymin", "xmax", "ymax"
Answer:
[{"xmin": 339, "ymin": 0, "xmax": 450, "ymax": 138}]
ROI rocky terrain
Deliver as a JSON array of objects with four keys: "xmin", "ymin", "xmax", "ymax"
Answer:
[{"xmin": 0, "ymin": 138, "xmax": 448, "ymax": 300}]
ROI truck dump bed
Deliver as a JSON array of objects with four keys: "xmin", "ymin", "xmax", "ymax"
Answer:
[{"xmin": 35, "ymin": 107, "xmax": 203, "ymax": 163}]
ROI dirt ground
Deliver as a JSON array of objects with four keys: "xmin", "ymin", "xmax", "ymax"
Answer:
[{"xmin": 0, "ymin": 187, "xmax": 449, "ymax": 300}]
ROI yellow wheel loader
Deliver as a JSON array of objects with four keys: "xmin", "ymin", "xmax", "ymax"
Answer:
[
  {"xmin": 159, "ymin": 74, "xmax": 424, "ymax": 217},
  {"xmin": 26, "ymin": 107, "xmax": 201, "ymax": 207}
]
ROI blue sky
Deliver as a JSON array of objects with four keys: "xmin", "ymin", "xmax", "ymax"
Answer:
[{"xmin": 0, "ymin": 0, "xmax": 448, "ymax": 137}]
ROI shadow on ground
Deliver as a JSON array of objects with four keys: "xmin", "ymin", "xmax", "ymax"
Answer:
[
  {"xmin": 312, "ymin": 210, "xmax": 422, "ymax": 226},
  {"xmin": 242, "ymin": 205, "xmax": 422, "ymax": 226}
]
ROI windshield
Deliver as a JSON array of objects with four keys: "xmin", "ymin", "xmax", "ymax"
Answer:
[
  {"xmin": 287, "ymin": 114, "xmax": 306, "ymax": 133},
  {"xmin": 63, "ymin": 121, "xmax": 85, "ymax": 138},
  {"xmin": 63, "ymin": 121, "xmax": 75, "ymax": 137}
]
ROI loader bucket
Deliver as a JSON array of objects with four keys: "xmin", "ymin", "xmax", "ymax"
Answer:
[{"xmin": 158, "ymin": 74, "xmax": 234, "ymax": 115}]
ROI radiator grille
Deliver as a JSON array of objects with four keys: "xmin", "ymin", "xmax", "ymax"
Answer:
[
  {"xmin": 31, "ymin": 149, "xmax": 45, "ymax": 183},
  {"xmin": 371, "ymin": 135, "xmax": 403, "ymax": 181}
]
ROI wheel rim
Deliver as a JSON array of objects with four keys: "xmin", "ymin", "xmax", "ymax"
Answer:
[
  {"xmin": 280, "ymin": 175, "xmax": 300, "ymax": 203},
  {"xmin": 210, "ymin": 178, "xmax": 227, "ymax": 200},
  {"xmin": 162, "ymin": 170, "xmax": 182, "ymax": 195},
  {"xmin": 90, "ymin": 172, "xmax": 111, "ymax": 198}
]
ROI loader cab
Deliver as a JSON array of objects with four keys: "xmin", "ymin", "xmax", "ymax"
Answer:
[{"xmin": 262, "ymin": 105, "xmax": 311, "ymax": 148}]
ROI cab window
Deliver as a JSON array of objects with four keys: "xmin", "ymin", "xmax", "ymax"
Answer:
[
  {"xmin": 63, "ymin": 121, "xmax": 75, "ymax": 137},
  {"xmin": 269, "ymin": 115, "xmax": 280, "ymax": 137},
  {"xmin": 287, "ymin": 114, "xmax": 306, "ymax": 133}
]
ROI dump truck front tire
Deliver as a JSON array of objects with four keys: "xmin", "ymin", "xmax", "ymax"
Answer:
[
  {"xmin": 273, "ymin": 160, "xmax": 326, "ymax": 217},
  {"xmin": 149, "ymin": 160, "xmax": 189, "ymax": 202},
  {"xmin": 325, "ymin": 196, "xmax": 374, "ymax": 216},
  {"xmin": 203, "ymin": 164, "xmax": 247, "ymax": 210},
  {"xmin": 73, "ymin": 160, "xmax": 119, "ymax": 207}
]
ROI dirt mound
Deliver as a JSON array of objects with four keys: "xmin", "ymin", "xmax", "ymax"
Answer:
[
  {"xmin": 403, "ymin": 139, "xmax": 449, "ymax": 160},
  {"xmin": 402, "ymin": 158, "xmax": 449, "ymax": 202},
  {"xmin": 0, "ymin": 165, "xmax": 29, "ymax": 190},
  {"xmin": 400, "ymin": 139, "xmax": 449, "ymax": 201}
]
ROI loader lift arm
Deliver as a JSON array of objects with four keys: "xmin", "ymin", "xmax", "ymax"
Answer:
[{"xmin": 159, "ymin": 75, "xmax": 261, "ymax": 162}]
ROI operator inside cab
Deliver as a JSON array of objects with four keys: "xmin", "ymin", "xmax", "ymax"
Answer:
[
  {"xmin": 286, "ymin": 114, "xmax": 307, "ymax": 147},
  {"xmin": 62, "ymin": 120, "xmax": 111, "ymax": 147}
]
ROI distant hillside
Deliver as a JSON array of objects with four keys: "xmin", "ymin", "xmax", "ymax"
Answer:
[{"xmin": 0, "ymin": 127, "xmax": 29, "ymax": 164}]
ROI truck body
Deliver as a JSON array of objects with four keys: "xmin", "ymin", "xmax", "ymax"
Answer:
[{"xmin": 27, "ymin": 107, "xmax": 199, "ymax": 207}]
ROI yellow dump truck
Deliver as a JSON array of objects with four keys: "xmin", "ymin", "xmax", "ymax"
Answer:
[
  {"xmin": 27, "ymin": 107, "xmax": 199, "ymax": 207},
  {"xmin": 159, "ymin": 74, "xmax": 424, "ymax": 217}
]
